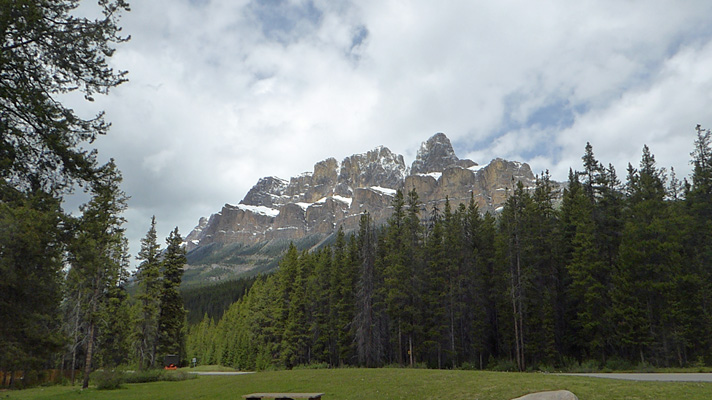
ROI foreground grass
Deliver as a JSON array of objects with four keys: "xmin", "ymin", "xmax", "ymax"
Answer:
[{"xmin": 4, "ymin": 369, "xmax": 712, "ymax": 400}]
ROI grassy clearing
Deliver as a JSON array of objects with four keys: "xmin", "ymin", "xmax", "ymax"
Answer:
[{"xmin": 3, "ymin": 368, "xmax": 712, "ymax": 400}]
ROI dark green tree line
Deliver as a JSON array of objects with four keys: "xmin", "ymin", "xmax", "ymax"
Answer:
[{"xmin": 187, "ymin": 126, "xmax": 712, "ymax": 372}]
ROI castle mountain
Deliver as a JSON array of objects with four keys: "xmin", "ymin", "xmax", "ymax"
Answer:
[{"xmin": 182, "ymin": 133, "xmax": 543, "ymax": 282}]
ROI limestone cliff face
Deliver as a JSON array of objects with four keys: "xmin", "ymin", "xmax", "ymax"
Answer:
[
  {"xmin": 336, "ymin": 146, "xmax": 407, "ymax": 196},
  {"xmin": 185, "ymin": 133, "xmax": 553, "ymax": 257},
  {"xmin": 240, "ymin": 176, "xmax": 288, "ymax": 207}
]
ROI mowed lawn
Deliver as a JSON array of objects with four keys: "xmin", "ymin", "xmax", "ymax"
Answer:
[{"xmin": 4, "ymin": 369, "xmax": 712, "ymax": 400}]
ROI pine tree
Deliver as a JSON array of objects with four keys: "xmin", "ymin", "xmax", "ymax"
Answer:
[
  {"xmin": 354, "ymin": 212, "xmax": 384, "ymax": 367},
  {"xmin": 526, "ymin": 171, "xmax": 560, "ymax": 365},
  {"xmin": 382, "ymin": 189, "xmax": 411, "ymax": 365},
  {"xmin": 334, "ymin": 229, "xmax": 358, "ymax": 365},
  {"xmin": 404, "ymin": 188, "xmax": 425, "ymax": 366},
  {"xmin": 423, "ymin": 202, "xmax": 448, "ymax": 368},
  {"xmin": 157, "ymin": 227, "xmax": 187, "ymax": 366},
  {"xmin": 613, "ymin": 146, "xmax": 687, "ymax": 365},
  {"xmin": 0, "ymin": 190, "xmax": 65, "ymax": 380},
  {"xmin": 463, "ymin": 195, "xmax": 492, "ymax": 367},
  {"xmin": 497, "ymin": 181, "xmax": 533, "ymax": 371},
  {"xmin": 2, "ymin": 1, "xmax": 129, "ymax": 383},
  {"xmin": 96, "ymin": 283, "xmax": 132, "ymax": 368},
  {"xmin": 66, "ymin": 161, "xmax": 129, "ymax": 388},
  {"xmin": 133, "ymin": 216, "xmax": 162, "ymax": 369},
  {"xmin": 308, "ymin": 247, "xmax": 333, "ymax": 365},
  {"xmin": 280, "ymin": 250, "xmax": 312, "ymax": 367},
  {"xmin": 1, "ymin": 0, "xmax": 129, "ymax": 195},
  {"xmin": 563, "ymin": 169, "xmax": 611, "ymax": 361},
  {"xmin": 684, "ymin": 125, "xmax": 712, "ymax": 360},
  {"xmin": 563, "ymin": 145, "xmax": 622, "ymax": 363}
]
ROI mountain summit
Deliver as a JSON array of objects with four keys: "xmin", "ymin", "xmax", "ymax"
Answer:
[
  {"xmin": 410, "ymin": 132, "xmax": 476, "ymax": 174},
  {"xmin": 182, "ymin": 133, "xmax": 545, "ymax": 282}
]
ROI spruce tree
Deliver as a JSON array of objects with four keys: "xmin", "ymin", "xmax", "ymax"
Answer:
[
  {"xmin": 309, "ymin": 247, "xmax": 333, "ymax": 364},
  {"xmin": 563, "ymin": 169, "xmax": 611, "ymax": 361},
  {"xmin": 157, "ymin": 227, "xmax": 187, "ymax": 366},
  {"xmin": 463, "ymin": 195, "xmax": 492, "ymax": 367},
  {"xmin": 96, "ymin": 283, "xmax": 132, "ymax": 367},
  {"xmin": 563, "ymin": 145, "xmax": 621, "ymax": 363},
  {"xmin": 685, "ymin": 125, "xmax": 712, "ymax": 360},
  {"xmin": 134, "ymin": 216, "xmax": 162, "ymax": 369},
  {"xmin": 423, "ymin": 202, "xmax": 448, "ymax": 368},
  {"xmin": 331, "ymin": 229, "xmax": 348, "ymax": 365},
  {"xmin": 527, "ymin": 171, "xmax": 560, "ymax": 365},
  {"xmin": 478, "ymin": 211, "xmax": 502, "ymax": 366},
  {"xmin": 280, "ymin": 250, "xmax": 312, "ymax": 367},
  {"xmin": 334, "ymin": 229, "xmax": 358, "ymax": 365},
  {"xmin": 354, "ymin": 212, "xmax": 383, "ymax": 367},
  {"xmin": 273, "ymin": 244, "xmax": 299, "ymax": 363},
  {"xmin": 382, "ymin": 189, "xmax": 412, "ymax": 365},
  {"xmin": 497, "ymin": 181, "xmax": 533, "ymax": 371},
  {"xmin": 614, "ymin": 146, "xmax": 686, "ymax": 364}
]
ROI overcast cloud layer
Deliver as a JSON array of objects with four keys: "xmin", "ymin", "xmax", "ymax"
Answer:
[{"xmin": 73, "ymin": 0, "xmax": 712, "ymax": 266}]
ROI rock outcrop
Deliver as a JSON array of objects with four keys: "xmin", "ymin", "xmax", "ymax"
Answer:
[{"xmin": 184, "ymin": 133, "xmax": 553, "ymax": 257}]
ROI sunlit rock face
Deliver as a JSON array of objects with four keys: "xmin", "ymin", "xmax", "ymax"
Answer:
[{"xmin": 185, "ymin": 133, "xmax": 549, "ymax": 255}]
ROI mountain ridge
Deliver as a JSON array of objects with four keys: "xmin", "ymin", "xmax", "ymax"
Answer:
[{"xmin": 182, "ymin": 132, "xmax": 550, "ymax": 283}]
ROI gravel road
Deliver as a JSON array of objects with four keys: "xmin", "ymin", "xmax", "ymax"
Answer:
[
  {"xmin": 189, "ymin": 371, "xmax": 255, "ymax": 376},
  {"xmin": 558, "ymin": 373, "xmax": 712, "ymax": 382}
]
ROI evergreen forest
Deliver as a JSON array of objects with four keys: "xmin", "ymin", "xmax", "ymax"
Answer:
[
  {"xmin": 0, "ymin": 1, "xmax": 192, "ymax": 388},
  {"xmin": 187, "ymin": 128, "xmax": 712, "ymax": 372},
  {"xmin": 7, "ymin": 0, "xmax": 712, "ymax": 392}
]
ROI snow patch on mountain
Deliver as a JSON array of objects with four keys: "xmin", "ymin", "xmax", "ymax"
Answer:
[
  {"xmin": 369, "ymin": 186, "xmax": 397, "ymax": 196},
  {"xmin": 332, "ymin": 195, "xmax": 353, "ymax": 206},
  {"xmin": 229, "ymin": 203, "xmax": 280, "ymax": 217}
]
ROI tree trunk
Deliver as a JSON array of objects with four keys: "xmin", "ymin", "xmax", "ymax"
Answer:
[
  {"xmin": 450, "ymin": 305, "xmax": 456, "ymax": 369},
  {"xmin": 71, "ymin": 291, "xmax": 81, "ymax": 385},
  {"xmin": 70, "ymin": 345, "xmax": 77, "ymax": 386},
  {"xmin": 515, "ymin": 237, "xmax": 525, "ymax": 372},
  {"xmin": 408, "ymin": 336, "xmax": 414, "ymax": 367},
  {"xmin": 82, "ymin": 321, "xmax": 95, "ymax": 389},
  {"xmin": 397, "ymin": 323, "xmax": 403, "ymax": 365},
  {"xmin": 82, "ymin": 285, "xmax": 100, "ymax": 389}
]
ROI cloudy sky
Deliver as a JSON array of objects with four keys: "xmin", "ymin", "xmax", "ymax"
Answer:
[{"xmin": 73, "ymin": 0, "xmax": 712, "ymax": 265}]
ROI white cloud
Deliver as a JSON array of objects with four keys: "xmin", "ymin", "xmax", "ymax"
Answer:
[
  {"xmin": 551, "ymin": 40, "xmax": 712, "ymax": 181},
  {"xmin": 67, "ymin": 0, "xmax": 712, "ymax": 266}
]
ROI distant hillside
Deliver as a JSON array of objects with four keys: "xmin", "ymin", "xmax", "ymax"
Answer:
[{"xmin": 181, "ymin": 276, "xmax": 256, "ymax": 325}]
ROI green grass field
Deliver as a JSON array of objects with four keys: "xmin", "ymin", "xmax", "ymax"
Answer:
[{"xmin": 3, "ymin": 369, "xmax": 711, "ymax": 400}]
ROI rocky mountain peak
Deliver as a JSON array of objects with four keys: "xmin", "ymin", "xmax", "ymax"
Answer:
[
  {"xmin": 241, "ymin": 176, "xmax": 288, "ymax": 207},
  {"xmin": 411, "ymin": 132, "xmax": 476, "ymax": 174},
  {"xmin": 335, "ymin": 146, "xmax": 407, "ymax": 196},
  {"xmin": 183, "ymin": 132, "xmax": 554, "ymax": 277}
]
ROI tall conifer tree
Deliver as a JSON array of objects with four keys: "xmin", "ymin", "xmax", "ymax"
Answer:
[
  {"xmin": 157, "ymin": 227, "xmax": 187, "ymax": 365},
  {"xmin": 134, "ymin": 216, "xmax": 162, "ymax": 369},
  {"xmin": 66, "ymin": 161, "xmax": 129, "ymax": 388}
]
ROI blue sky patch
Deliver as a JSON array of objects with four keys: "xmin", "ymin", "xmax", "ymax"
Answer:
[
  {"xmin": 526, "ymin": 98, "xmax": 577, "ymax": 129},
  {"xmin": 249, "ymin": 0, "xmax": 322, "ymax": 43}
]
